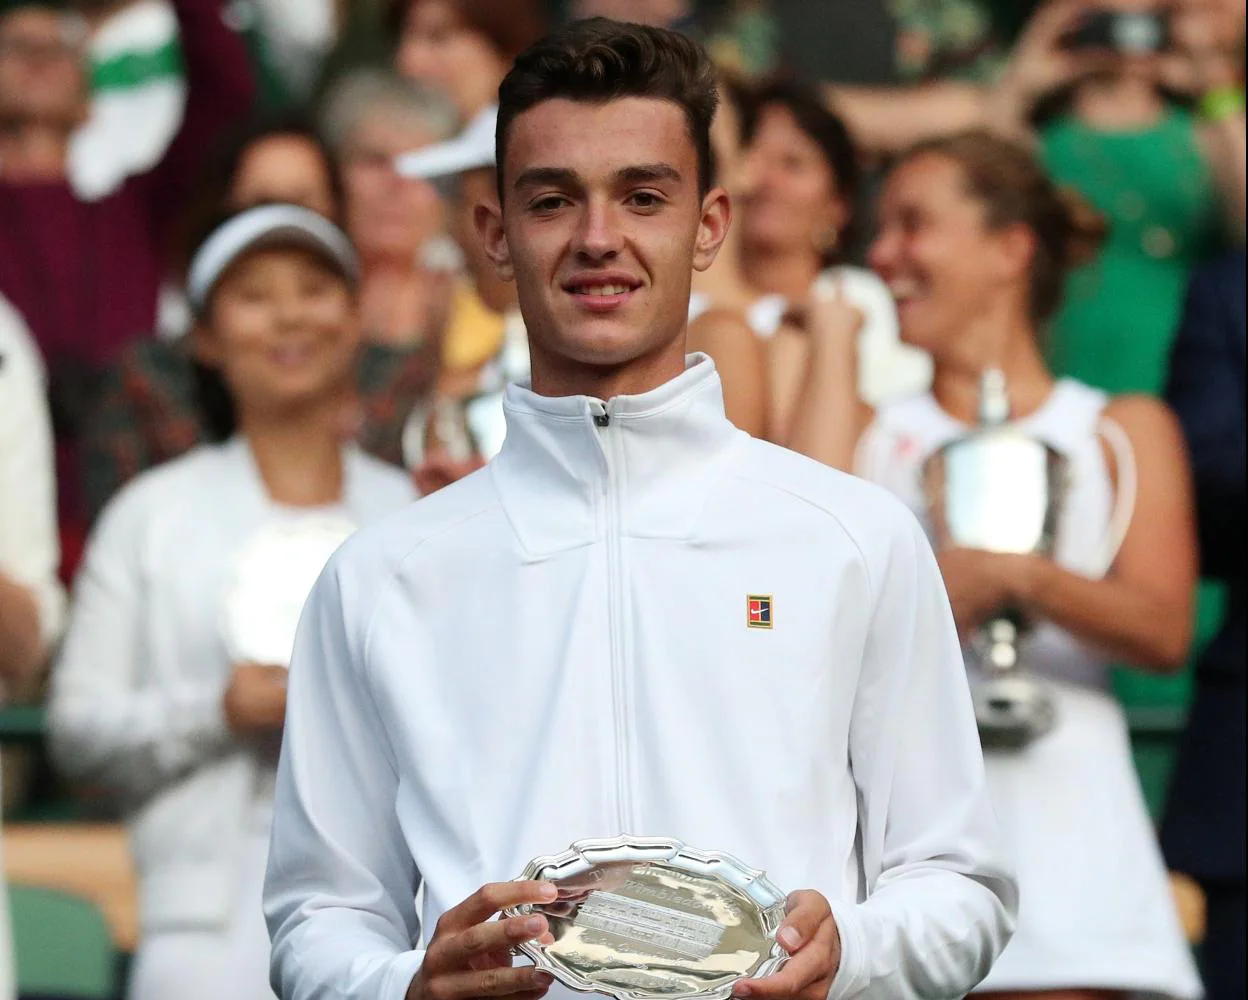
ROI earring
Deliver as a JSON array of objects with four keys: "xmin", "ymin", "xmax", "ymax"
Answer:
[{"xmin": 814, "ymin": 224, "xmax": 840, "ymax": 255}]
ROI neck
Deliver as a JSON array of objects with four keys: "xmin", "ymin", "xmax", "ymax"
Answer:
[
  {"xmin": 528, "ymin": 334, "xmax": 688, "ymax": 402},
  {"xmin": 0, "ymin": 119, "xmax": 72, "ymax": 181},
  {"xmin": 1073, "ymin": 73, "xmax": 1165, "ymax": 130},
  {"xmin": 930, "ymin": 307, "xmax": 1055, "ymax": 424},
  {"xmin": 740, "ymin": 241, "xmax": 822, "ymax": 300},
  {"xmin": 238, "ymin": 402, "xmax": 346, "ymax": 507},
  {"xmin": 358, "ymin": 257, "xmax": 438, "ymax": 347}
]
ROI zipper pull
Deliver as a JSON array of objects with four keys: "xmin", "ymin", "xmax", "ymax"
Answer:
[{"xmin": 593, "ymin": 413, "xmax": 610, "ymax": 428}]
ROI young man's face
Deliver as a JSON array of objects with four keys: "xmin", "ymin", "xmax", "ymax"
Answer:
[{"xmin": 479, "ymin": 96, "xmax": 729, "ymax": 391}]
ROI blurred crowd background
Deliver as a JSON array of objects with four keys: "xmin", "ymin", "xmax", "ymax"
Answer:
[{"xmin": 0, "ymin": 0, "xmax": 1243, "ymax": 998}]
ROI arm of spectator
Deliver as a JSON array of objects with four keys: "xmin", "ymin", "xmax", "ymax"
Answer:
[
  {"xmin": 148, "ymin": 0, "xmax": 256, "ymax": 223},
  {"xmin": 1004, "ymin": 396, "xmax": 1198, "ymax": 670},
  {"xmin": 47, "ymin": 490, "xmax": 233, "ymax": 802},
  {"xmin": 265, "ymin": 558, "xmax": 426, "ymax": 1000},
  {"xmin": 1164, "ymin": 259, "xmax": 1246, "ymax": 581},
  {"xmin": 829, "ymin": 508, "xmax": 1016, "ymax": 998},
  {"xmin": 822, "ymin": 81, "xmax": 990, "ymax": 159},
  {"xmin": 1199, "ymin": 109, "xmax": 1247, "ymax": 245},
  {"xmin": 0, "ymin": 300, "xmax": 66, "ymax": 697},
  {"xmin": 783, "ymin": 285, "xmax": 873, "ymax": 471},
  {"xmin": 687, "ymin": 308, "xmax": 769, "ymax": 439}
]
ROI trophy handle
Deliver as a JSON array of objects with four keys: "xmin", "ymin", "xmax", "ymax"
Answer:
[{"xmin": 1093, "ymin": 416, "xmax": 1138, "ymax": 577}]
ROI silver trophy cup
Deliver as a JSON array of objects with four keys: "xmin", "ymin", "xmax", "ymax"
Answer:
[{"xmin": 922, "ymin": 370, "xmax": 1068, "ymax": 749}]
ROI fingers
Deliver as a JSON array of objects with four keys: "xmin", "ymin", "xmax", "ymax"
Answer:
[
  {"xmin": 775, "ymin": 890, "xmax": 830, "ymax": 954},
  {"xmin": 436, "ymin": 882, "xmax": 557, "ymax": 936},
  {"xmin": 425, "ymin": 966, "xmax": 553, "ymax": 1000},
  {"xmin": 434, "ymin": 913, "xmax": 550, "ymax": 969},
  {"xmin": 735, "ymin": 914, "xmax": 838, "ymax": 999}
]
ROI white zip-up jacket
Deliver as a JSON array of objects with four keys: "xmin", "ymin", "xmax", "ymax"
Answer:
[{"xmin": 265, "ymin": 357, "xmax": 1017, "ymax": 1000}]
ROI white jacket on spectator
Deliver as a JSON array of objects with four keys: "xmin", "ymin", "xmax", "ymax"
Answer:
[
  {"xmin": 264, "ymin": 357, "xmax": 1017, "ymax": 1000},
  {"xmin": 47, "ymin": 438, "xmax": 414, "ymax": 935},
  {"xmin": 0, "ymin": 295, "xmax": 66, "ymax": 685},
  {"xmin": 0, "ymin": 295, "xmax": 52, "ymax": 1000}
]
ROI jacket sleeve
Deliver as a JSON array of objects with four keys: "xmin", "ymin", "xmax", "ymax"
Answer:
[
  {"xmin": 265, "ymin": 558, "xmax": 426, "ymax": 1000},
  {"xmin": 828, "ymin": 509, "xmax": 1018, "ymax": 999},
  {"xmin": 47, "ymin": 490, "xmax": 233, "ymax": 802},
  {"xmin": 1164, "ymin": 260, "xmax": 1246, "ymax": 583}
]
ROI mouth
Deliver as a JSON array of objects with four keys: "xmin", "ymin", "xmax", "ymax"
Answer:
[
  {"xmin": 887, "ymin": 277, "xmax": 925, "ymax": 311},
  {"xmin": 270, "ymin": 342, "xmax": 317, "ymax": 368},
  {"xmin": 562, "ymin": 273, "xmax": 642, "ymax": 313}
]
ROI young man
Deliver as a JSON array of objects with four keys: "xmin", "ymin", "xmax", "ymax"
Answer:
[{"xmin": 264, "ymin": 19, "xmax": 1016, "ymax": 1000}]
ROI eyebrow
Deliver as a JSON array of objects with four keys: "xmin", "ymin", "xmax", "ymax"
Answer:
[{"xmin": 512, "ymin": 163, "xmax": 684, "ymax": 192}]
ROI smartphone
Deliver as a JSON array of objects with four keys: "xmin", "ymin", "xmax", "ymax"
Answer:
[{"xmin": 1063, "ymin": 9, "xmax": 1171, "ymax": 54}]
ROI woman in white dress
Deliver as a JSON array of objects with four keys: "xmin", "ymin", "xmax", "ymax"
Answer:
[
  {"xmin": 47, "ymin": 205, "xmax": 416, "ymax": 1000},
  {"xmin": 792, "ymin": 131, "xmax": 1203, "ymax": 1000}
]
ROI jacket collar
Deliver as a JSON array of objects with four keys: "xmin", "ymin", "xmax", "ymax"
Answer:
[{"xmin": 491, "ymin": 354, "xmax": 745, "ymax": 559}]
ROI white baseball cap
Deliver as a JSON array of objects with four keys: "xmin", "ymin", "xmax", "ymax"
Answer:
[
  {"xmin": 395, "ymin": 104, "xmax": 498, "ymax": 182},
  {"xmin": 187, "ymin": 204, "xmax": 359, "ymax": 315}
]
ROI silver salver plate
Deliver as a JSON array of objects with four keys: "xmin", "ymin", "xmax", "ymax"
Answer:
[{"xmin": 504, "ymin": 837, "xmax": 788, "ymax": 1000}]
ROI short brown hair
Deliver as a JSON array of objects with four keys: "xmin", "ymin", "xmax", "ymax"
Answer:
[
  {"xmin": 388, "ymin": 0, "xmax": 548, "ymax": 64},
  {"xmin": 899, "ymin": 130, "xmax": 1107, "ymax": 325},
  {"xmin": 495, "ymin": 17, "xmax": 719, "ymax": 200}
]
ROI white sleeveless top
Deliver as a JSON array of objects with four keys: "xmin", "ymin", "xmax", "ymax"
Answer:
[{"xmin": 858, "ymin": 379, "xmax": 1121, "ymax": 691}]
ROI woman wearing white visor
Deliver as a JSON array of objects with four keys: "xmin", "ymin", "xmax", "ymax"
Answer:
[{"xmin": 47, "ymin": 205, "xmax": 415, "ymax": 1000}]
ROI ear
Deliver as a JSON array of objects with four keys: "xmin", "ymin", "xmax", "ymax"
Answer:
[
  {"xmin": 474, "ymin": 197, "xmax": 514, "ymax": 283},
  {"xmin": 692, "ymin": 186, "xmax": 732, "ymax": 273},
  {"xmin": 992, "ymin": 222, "xmax": 1036, "ymax": 285}
]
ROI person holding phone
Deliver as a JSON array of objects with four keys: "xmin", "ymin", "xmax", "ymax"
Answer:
[{"xmin": 985, "ymin": 0, "xmax": 1244, "ymax": 754}]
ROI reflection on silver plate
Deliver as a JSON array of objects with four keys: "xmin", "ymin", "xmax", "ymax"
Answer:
[{"xmin": 504, "ymin": 837, "xmax": 788, "ymax": 1000}]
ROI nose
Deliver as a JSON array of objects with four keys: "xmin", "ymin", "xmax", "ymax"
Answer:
[
  {"xmin": 573, "ymin": 197, "xmax": 623, "ymax": 263},
  {"xmin": 867, "ymin": 227, "xmax": 898, "ymax": 277}
]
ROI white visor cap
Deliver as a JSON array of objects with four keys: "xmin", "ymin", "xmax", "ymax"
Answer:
[
  {"xmin": 395, "ymin": 104, "xmax": 498, "ymax": 181},
  {"xmin": 187, "ymin": 204, "xmax": 359, "ymax": 315}
]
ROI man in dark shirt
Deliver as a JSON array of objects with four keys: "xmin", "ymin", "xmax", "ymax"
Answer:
[
  {"xmin": 0, "ymin": 0, "xmax": 254, "ymax": 563},
  {"xmin": 1161, "ymin": 251, "xmax": 1246, "ymax": 1000}
]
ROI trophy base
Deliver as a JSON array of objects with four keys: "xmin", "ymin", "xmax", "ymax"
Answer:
[{"xmin": 974, "ymin": 675, "xmax": 1056, "ymax": 751}]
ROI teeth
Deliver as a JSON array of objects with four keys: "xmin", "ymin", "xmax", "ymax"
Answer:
[
  {"xmin": 888, "ymin": 279, "xmax": 921, "ymax": 302},
  {"xmin": 576, "ymin": 284, "xmax": 630, "ymax": 296}
]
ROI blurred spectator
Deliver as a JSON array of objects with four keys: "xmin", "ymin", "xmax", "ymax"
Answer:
[
  {"xmin": 79, "ymin": 111, "xmax": 439, "ymax": 521},
  {"xmin": 321, "ymin": 69, "xmax": 456, "ymax": 351},
  {"xmin": 390, "ymin": 0, "xmax": 546, "ymax": 123},
  {"xmin": 736, "ymin": 79, "xmax": 931, "ymax": 441},
  {"xmin": 49, "ymin": 205, "xmax": 414, "ymax": 1000},
  {"xmin": 799, "ymin": 129, "xmax": 1201, "ymax": 997},
  {"xmin": 0, "ymin": 0, "xmax": 254, "ymax": 569},
  {"xmin": 395, "ymin": 104, "xmax": 525, "ymax": 486},
  {"xmin": 0, "ymin": 295, "xmax": 65, "ymax": 701},
  {"xmin": 989, "ymin": 0, "xmax": 1240, "ymax": 395},
  {"xmin": 247, "ymin": 0, "xmax": 341, "ymax": 99},
  {"xmin": 990, "ymin": 0, "xmax": 1244, "ymax": 721},
  {"xmin": 0, "ymin": 293, "xmax": 63, "ymax": 1000},
  {"xmin": 1161, "ymin": 250, "xmax": 1246, "ymax": 1000}
]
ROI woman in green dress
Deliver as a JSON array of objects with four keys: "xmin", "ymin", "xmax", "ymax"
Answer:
[{"xmin": 986, "ymin": 0, "xmax": 1244, "ymax": 790}]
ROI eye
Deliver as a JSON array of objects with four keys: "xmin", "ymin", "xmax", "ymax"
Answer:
[
  {"xmin": 529, "ymin": 194, "xmax": 569, "ymax": 213},
  {"xmin": 627, "ymin": 191, "xmax": 665, "ymax": 211}
]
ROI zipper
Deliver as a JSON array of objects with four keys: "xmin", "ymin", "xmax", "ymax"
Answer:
[{"xmin": 590, "ymin": 400, "xmax": 632, "ymax": 834}]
